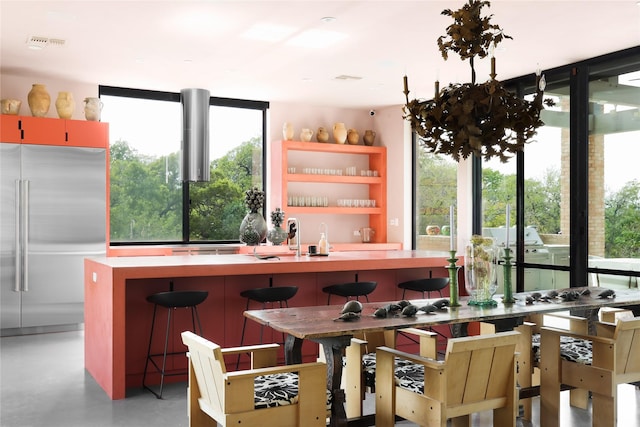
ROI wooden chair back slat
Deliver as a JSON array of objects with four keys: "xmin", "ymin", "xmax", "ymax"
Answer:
[
  {"xmin": 182, "ymin": 332, "xmax": 227, "ymax": 415},
  {"xmin": 487, "ymin": 344, "xmax": 516, "ymax": 399},
  {"xmin": 614, "ymin": 319, "xmax": 640, "ymax": 374},
  {"xmin": 446, "ymin": 349, "xmax": 471, "ymax": 404}
]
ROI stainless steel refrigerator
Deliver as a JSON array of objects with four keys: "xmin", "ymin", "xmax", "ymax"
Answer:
[{"xmin": 1, "ymin": 143, "xmax": 106, "ymax": 335}]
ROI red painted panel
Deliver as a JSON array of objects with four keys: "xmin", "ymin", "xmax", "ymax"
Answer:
[
  {"xmin": 19, "ymin": 116, "xmax": 66, "ymax": 145},
  {"xmin": 1, "ymin": 115, "xmax": 21, "ymax": 142},
  {"xmin": 65, "ymin": 120, "xmax": 109, "ymax": 148}
]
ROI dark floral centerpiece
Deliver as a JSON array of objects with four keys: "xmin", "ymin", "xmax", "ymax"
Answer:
[
  {"xmin": 239, "ymin": 187, "xmax": 267, "ymax": 245},
  {"xmin": 403, "ymin": 0, "xmax": 554, "ymax": 163},
  {"xmin": 267, "ymin": 208, "xmax": 288, "ymax": 245}
]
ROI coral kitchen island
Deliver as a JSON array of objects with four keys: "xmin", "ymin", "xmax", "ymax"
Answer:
[{"xmin": 84, "ymin": 250, "xmax": 454, "ymax": 399}]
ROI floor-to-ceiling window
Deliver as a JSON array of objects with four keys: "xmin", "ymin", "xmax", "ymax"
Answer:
[
  {"xmin": 100, "ymin": 86, "xmax": 267, "ymax": 245},
  {"xmin": 586, "ymin": 66, "xmax": 640, "ymax": 289}
]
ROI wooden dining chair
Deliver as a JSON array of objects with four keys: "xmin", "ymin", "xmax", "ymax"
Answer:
[
  {"xmin": 343, "ymin": 327, "xmax": 438, "ymax": 418},
  {"xmin": 511, "ymin": 308, "xmax": 634, "ymax": 421},
  {"xmin": 375, "ymin": 330, "xmax": 520, "ymax": 427},
  {"xmin": 181, "ymin": 331, "xmax": 327, "ymax": 427},
  {"xmin": 512, "ymin": 312, "xmax": 591, "ymax": 421},
  {"xmin": 540, "ymin": 315, "xmax": 640, "ymax": 427}
]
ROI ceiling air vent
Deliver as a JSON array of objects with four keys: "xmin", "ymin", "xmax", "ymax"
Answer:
[
  {"xmin": 48, "ymin": 38, "xmax": 66, "ymax": 47},
  {"xmin": 26, "ymin": 36, "xmax": 66, "ymax": 50}
]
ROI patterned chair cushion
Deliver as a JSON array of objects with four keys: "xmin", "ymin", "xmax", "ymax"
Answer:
[
  {"xmin": 254, "ymin": 372, "xmax": 331, "ymax": 410},
  {"xmin": 531, "ymin": 333, "xmax": 593, "ymax": 365},
  {"xmin": 359, "ymin": 352, "xmax": 425, "ymax": 394}
]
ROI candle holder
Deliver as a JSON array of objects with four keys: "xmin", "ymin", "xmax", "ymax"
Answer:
[
  {"xmin": 502, "ymin": 247, "xmax": 516, "ymax": 304},
  {"xmin": 446, "ymin": 250, "xmax": 461, "ymax": 307}
]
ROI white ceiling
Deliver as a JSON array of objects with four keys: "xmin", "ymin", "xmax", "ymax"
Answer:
[{"xmin": 1, "ymin": 1, "xmax": 639, "ymax": 109}]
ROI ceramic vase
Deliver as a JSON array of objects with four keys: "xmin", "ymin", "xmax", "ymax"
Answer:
[
  {"xmin": 347, "ymin": 128, "xmax": 359, "ymax": 145},
  {"xmin": 316, "ymin": 127, "xmax": 329, "ymax": 143},
  {"xmin": 84, "ymin": 97, "xmax": 103, "ymax": 121},
  {"xmin": 267, "ymin": 226, "xmax": 288, "ymax": 246},
  {"xmin": 283, "ymin": 122, "xmax": 294, "ymax": 141},
  {"xmin": 464, "ymin": 236, "xmax": 498, "ymax": 307},
  {"xmin": 299, "ymin": 128, "xmax": 313, "ymax": 142},
  {"xmin": 363, "ymin": 130, "xmax": 376, "ymax": 146},
  {"xmin": 239, "ymin": 212, "xmax": 268, "ymax": 246},
  {"xmin": 27, "ymin": 84, "xmax": 51, "ymax": 117},
  {"xmin": 55, "ymin": 91, "xmax": 75, "ymax": 119},
  {"xmin": 1, "ymin": 99, "xmax": 21, "ymax": 115},
  {"xmin": 333, "ymin": 122, "xmax": 347, "ymax": 144}
]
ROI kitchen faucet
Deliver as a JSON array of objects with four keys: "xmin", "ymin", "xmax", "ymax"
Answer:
[{"xmin": 286, "ymin": 218, "xmax": 301, "ymax": 257}]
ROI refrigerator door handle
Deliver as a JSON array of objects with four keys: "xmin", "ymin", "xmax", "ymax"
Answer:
[
  {"xmin": 14, "ymin": 180, "xmax": 21, "ymax": 292},
  {"xmin": 22, "ymin": 180, "xmax": 29, "ymax": 292}
]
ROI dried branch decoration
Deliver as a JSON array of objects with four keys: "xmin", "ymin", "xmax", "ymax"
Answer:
[{"xmin": 404, "ymin": 0, "xmax": 554, "ymax": 162}]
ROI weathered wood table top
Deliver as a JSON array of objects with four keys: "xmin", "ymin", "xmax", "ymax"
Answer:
[{"xmin": 245, "ymin": 287, "xmax": 639, "ymax": 340}]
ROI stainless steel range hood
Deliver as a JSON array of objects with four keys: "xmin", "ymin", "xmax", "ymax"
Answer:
[{"xmin": 181, "ymin": 88, "xmax": 210, "ymax": 182}]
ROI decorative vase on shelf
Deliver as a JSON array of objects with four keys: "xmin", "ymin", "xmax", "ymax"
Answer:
[
  {"xmin": 347, "ymin": 128, "xmax": 359, "ymax": 145},
  {"xmin": 55, "ymin": 91, "xmax": 75, "ymax": 119},
  {"xmin": 239, "ymin": 187, "xmax": 267, "ymax": 246},
  {"xmin": 464, "ymin": 235, "xmax": 498, "ymax": 306},
  {"xmin": 240, "ymin": 212, "xmax": 268, "ymax": 245},
  {"xmin": 317, "ymin": 127, "xmax": 329, "ymax": 143},
  {"xmin": 333, "ymin": 122, "xmax": 347, "ymax": 144},
  {"xmin": 27, "ymin": 84, "xmax": 51, "ymax": 117},
  {"xmin": 1, "ymin": 99, "xmax": 21, "ymax": 115},
  {"xmin": 363, "ymin": 130, "xmax": 376, "ymax": 146},
  {"xmin": 300, "ymin": 128, "xmax": 313, "ymax": 142},
  {"xmin": 283, "ymin": 122, "xmax": 294, "ymax": 141},
  {"xmin": 267, "ymin": 208, "xmax": 288, "ymax": 245},
  {"xmin": 84, "ymin": 97, "xmax": 103, "ymax": 121}
]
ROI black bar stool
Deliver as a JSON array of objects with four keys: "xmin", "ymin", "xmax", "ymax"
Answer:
[
  {"xmin": 142, "ymin": 290, "xmax": 208, "ymax": 399},
  {"xmin": 237, "ymin": 286, "xmax": 298, "ymax": 368},
  {"xmin": 397, "ymin": 277, "xmax": 450, "ymax": 348},
  {"xmin": 398, "ymin": 277, "xmax": 449, "ymax": 299},
  {"xmin": 322, "ymin": 281, "xmax": 377, "ymax": 305}
]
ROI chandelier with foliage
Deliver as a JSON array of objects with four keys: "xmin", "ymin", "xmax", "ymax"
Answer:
[{"xmin": 403, "ymin": 0, "xmax": 554, "ymax": 162}]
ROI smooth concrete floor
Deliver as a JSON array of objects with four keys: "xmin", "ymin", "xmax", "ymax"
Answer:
[{"xmin": 1, "ymin": 330, "xmax": 639, "ymax": 427}]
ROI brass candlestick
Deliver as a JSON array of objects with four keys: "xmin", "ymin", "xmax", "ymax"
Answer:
[
  {"xmin": 502, "ymin": 246, "xmax": 515, "ymax": 303},
  {"xmin": 446, "ymin": 250, "xmax": 461, "ymax": 307}
]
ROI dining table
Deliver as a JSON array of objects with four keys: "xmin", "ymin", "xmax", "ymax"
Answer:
[{"xmin": 244, "ymin": 287, "xmax": 640, "ymax": 427}]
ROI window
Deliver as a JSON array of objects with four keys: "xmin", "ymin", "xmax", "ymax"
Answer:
[
  {"xmin": 413, "ymin": 136, "xmax": 458, "ymax": 251},
  {"xmin": 587, "ymin": 68, "xmax": 640, "ymax": 289},
  {"xmin": 100, "ymin": 87, "xmax": 267, "ymax": 244}
]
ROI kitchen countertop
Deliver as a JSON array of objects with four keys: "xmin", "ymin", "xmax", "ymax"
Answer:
[{"xmin": 89, "ymin": 249, "xmax": 454, "ymax": 277}]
